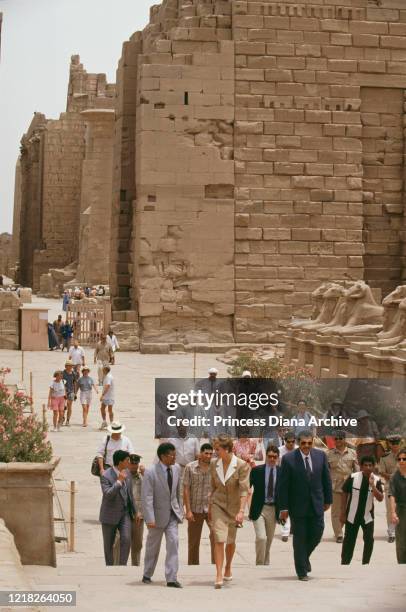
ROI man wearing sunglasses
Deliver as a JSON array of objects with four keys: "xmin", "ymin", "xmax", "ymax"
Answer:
[
  {"xmin": 278, "ymin": 430, "xmax": 332, "ymax": 581},
  {"xmin": 327, "ymin": 430, "xmax": 359, "ymax": 543},
  {"xmin": 249, "ymin": 445, "xmax": 281, "ymax": 565}
]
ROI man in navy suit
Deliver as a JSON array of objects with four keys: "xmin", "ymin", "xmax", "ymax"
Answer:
[
  {"xmin": 278, "ymin": 429, "xmax": 332, "ymax": 580},
  {"xmin": 249, "ymin": 444, "xmax": 280, "ymax": 565}
]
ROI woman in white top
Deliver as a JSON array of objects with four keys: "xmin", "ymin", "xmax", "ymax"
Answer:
[
  {"xmin": 96, "ymin": 422, "xmax": 134, "ymax": 472},
  {"xmin": 47, "ymin": 370, "xmax": 65, "ymax": 431}
]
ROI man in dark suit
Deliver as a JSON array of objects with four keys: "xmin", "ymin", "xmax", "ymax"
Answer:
[
  {"xmin": 278, "ymin": 429, "xmax": 332, "ymax": 580},
  {"xmin": 99, "ymin": 449, "xmax": 136, "ymax": 565},
  {"xmin": 249, "ymin": 444, "xmax": 280, "ymax": 565}
]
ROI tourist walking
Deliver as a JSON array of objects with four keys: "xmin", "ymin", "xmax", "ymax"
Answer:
[
  {"xmin": 340, "ymin": 455, "xmax": 384, "ymax": 565},
  {"xmin": 278, "ymin": 429, "xmax": 333, "ymax": 581},
  {"xmin": 53, "ymin": 314, "xmax": 64, "ymax": 348},
  {"xmin": 99, "ymin": 450, "xmax": 136, "ymax": 566},
  {"xmin": 61, "ymin": 321, "xmax": 74, "ymax": 352},
  {"xmin": 183, "ymin": 443, "xmax": 215, "ymax": 565},
  {"xmin": 94, "ymin": 334, "xmax": 113, "ymax": 386},
  {"xmin": 77, "ymin": 366, "xmax": 98, "ymax": 427},
  {"xmin": 141, "ymin": 442, "xmax": 183, "ymax": 588},
  {"xmin": 379, "ymin": 434, "xmax": 403, "ymax": 543},
  {"xmin": 47, "ymin": 370, "xmax": 65, "ymax": 431},
  {"xmin": 249, "ymin": 444, "xmax": 280, "ymax": 565},
  {"xmin": 389, "ymin": 447, "xmax": 406, "ymax": 564},
  {"xmin": 106, "ymin": 330, "xmax": 120, "ymax": 365},
  {"xmin": 96, "ymin": 422, "xmax": 134, "ymax": 473},
  {"xmin": 209, "ymin": 434, "xmax": 250, "ymax": 588},
  {"xmin": 62, "ymin": 290, "xmax": 70, "ymax": 312},
  {"xmin": 100, "ymin": 365, "xmax": 115, "ymax": 429},
  {"xmin": 327, "ymin": 430, "xmax": 359, "ymax": 543},
  {"xmin": 62, "ymin": 360, "xmax": 78, "ymax": 426},
  {"xmin": 68, "ymin": 339, "xmax": 86, "ymax": 373},
  {"xmin": 47, "ymin": 323, "xmax": 59, "ymax": 351}
]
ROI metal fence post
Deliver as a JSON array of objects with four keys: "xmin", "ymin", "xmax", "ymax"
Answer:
[{"xmin": 69, "ymin": 481, "xmax": 76, "ymax": 552}]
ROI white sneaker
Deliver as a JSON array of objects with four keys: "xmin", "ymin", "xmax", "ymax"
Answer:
[
  {"xmin": 100, "ymin": 420, "xmax": 108, "ymax": 430},
  {"xmin": 52, "ymin": 427, "xmax": 57, "ymax": 432}
]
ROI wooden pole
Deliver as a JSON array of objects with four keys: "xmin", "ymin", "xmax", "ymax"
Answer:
[
  {"xmin": 21, "ymin": 350, "xmax": 24, "ymax": 382},
  {"xmin": 30, "ymin": 371, "xmax": 33, "ymax": 412},
  {"xmin": 193, "ymin": 350, "xmax": 197, "ymax": 382},
  {"xmin": 69, "ymin": 481, "xmax": 76, "ymax": 552},
  {"xmin": 42, "ymin": 403, "xmax": 46, "ymax": 429}
]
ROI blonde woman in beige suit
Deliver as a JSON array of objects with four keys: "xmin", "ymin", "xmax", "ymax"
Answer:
[{"xmin": 208, "ymin": 435, "xmax": 250, "ymax": 589}]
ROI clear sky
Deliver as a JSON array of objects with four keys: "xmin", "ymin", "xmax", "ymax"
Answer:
[{"xmin": 0, "ymin": 0, "xmax": 154, "ymax": 233}]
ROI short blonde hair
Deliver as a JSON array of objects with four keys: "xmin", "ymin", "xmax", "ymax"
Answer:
[{"xmin": 217, "ymin": 434, "xmax": 234, "ymax": 453}]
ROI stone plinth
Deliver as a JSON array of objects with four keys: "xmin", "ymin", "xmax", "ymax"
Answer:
[
  {"xmin": 0, "ymin": 291, "xmax": 21, "ymax": 349},
  {"xmin": 346, "ymin": 341, "xmax": 377, "ymax": 378},
  {"xmin": 0, "ymin": 459, "xmax": 59, "ymax": 566}
]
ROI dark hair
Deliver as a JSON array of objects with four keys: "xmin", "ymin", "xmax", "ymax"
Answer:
[
  {"xmin": 113, "ymin": 450, "xmax": 130, "ymax": 466},
  {"xmin": 266, "ymin": 444, "xmax": 280, "ymax": 456},
  {"xmin": 297, "ymin": 399, "xmax": 307, "ymax": 405},
  {"xmin": 284, "ymin": 431, "xmax": 295, "ymax": 442},
  {"xmin": 360, "ymin": 455, "xmax": 376, "ymax": 466},
  {"xmin": 157, "ymin": 442, "xmax": 176, "ymax": 459},
  {"xmin": 103, "ymin": 365, "xmax": 111, "ymax": 373},
  {"xmin": 297, "ymin": 429, "xmax": 313, "ymax": 441},
  {"xmin": 200, "ymin": 443, "xmax": 213, "ymax": 452},
  {"xmin": 397, "ymin": 448, "xmax": 406, "ymax": 459}
]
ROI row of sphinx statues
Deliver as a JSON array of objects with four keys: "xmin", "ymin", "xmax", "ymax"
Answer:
[{"xmin": 289, "ymin": 280, "xmax": 406, "ymax": 349}]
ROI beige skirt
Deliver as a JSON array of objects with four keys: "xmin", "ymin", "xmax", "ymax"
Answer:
[{"xmin": 211, "ymin": 504, "xmax": 238, "ymax": 544}]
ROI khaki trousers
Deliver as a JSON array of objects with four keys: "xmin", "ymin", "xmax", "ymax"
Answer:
[
  {"xmin": 253, "ymin": 504, "xmax": 276, "ymax": 565},
  {"xmin": 385, "ymin": 489, "xmax": 396, "ymax": 537},
  {"xmin": 187, "ymin": 512, "xmax": 215, "ymax": 565},
  {"xmin": 331, "ymin": 491, "xmax": 344, "ymax": 538},
  {"xmin": 113, "ymin": 519, "xmax": 144, "ymax": 566}
]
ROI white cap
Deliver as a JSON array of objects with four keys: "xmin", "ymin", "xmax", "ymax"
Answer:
[
  {"xmin": 208, "ymin": 367, "xmax": 218, "ymax": 374},
  {"xmin": 242, "ymin": 370, "xmax": 252, "ymax": 378}
]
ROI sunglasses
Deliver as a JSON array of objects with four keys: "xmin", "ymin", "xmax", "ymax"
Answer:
[
  {"xmin": 300, "ymin": 441, "xmax": 313, "ymax": 446},
  {"xmin": 267, "ymin": 454, "xmax": 278, "ymax": 459},
  {"xmin": 285, "ymin": 440, "xmax": 295, "ymax": 444},
  {"xmin": 398, "ymin": 457, "xmax": 406, "ymax": 462}
]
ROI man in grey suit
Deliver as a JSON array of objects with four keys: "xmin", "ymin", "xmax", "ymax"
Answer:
[
  {"xmin": 99, "ymin": 449, "xmax": 136, "ymax": 565},
  {"xmin": 141, "ymin": 442, "xmax": 183, "ymax": 588}
]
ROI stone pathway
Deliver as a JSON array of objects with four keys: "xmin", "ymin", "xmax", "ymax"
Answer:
[{"xmin": 0, "ymin": 298, "xmax": 405, "ymax": 611}]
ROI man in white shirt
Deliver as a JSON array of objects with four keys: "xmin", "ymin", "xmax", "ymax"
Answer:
[
  {"xmin": 97, "ymin": 422, "xmax": 134, "ymax": 472},
  {"xmin": 100, "ymin": 365, "xmax": 115, "ymax": 429},
  {"xmin": 68, "ymin": 339, "xmax": 85, "ymax": 372},
  {"xmin": 164, "ymin": 427, "xmax": 199, "ymax": 506},
  {"xmin": 106, "ymin": 330, "xmax": 120, "ymax": 365}
]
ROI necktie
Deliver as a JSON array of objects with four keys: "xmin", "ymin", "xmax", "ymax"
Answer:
[
  {"xmin": 305, "ymin": 456, "xmax": 312, "ymax": 479},
  {"xmin": 267, "ymin": 467, "xmax": 274, "ymax": 500},
  {"xmin": 167, "ymin": 467, "xmax": 173, "ymax": 494}
]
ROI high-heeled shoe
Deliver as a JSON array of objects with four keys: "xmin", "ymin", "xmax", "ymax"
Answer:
[
  {"xmin": 223, "ymin": 575, "xmax": 233, "ymax": 582},
  {"xmin": 214, "ymin": 580, "xmax": 223, "ymax": 589}
]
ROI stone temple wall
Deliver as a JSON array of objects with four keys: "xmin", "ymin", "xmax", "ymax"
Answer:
[
  {"xmin": 0, "ymin": 233, "xmax": 12, "ymax": 278},
  {"xmin": 17, "ymin": 57, "xmax": 115, "ymax": 291},
  {"xmin": 107, "ymin": 0, "xmax": 406, "ymax": 348}
]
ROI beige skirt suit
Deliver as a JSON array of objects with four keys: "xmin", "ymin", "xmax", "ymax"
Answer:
[{"xmin": 210, "ymin": 455, "xmax": 250, "ymax": 544}]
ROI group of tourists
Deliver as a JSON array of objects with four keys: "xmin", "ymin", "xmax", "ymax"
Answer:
[
  {"xmin": 47, "ymin": 329, "xmax": 119, "ymax": 430},
  {"xmin": 62, "ymin": 286, "xmax": 106, "ymax": 311}
]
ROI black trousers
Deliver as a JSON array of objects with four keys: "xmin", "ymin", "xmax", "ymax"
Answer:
[
  {"xmin": 341, "ymin": 519, "xmax": 374, "ymax": 565},
  {"xmin": 291, "ymin": 513, "xmax": 324, "ymax": 578}
]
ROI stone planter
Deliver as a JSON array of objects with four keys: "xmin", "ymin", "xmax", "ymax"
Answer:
[{"xmin": 0, "ymin": 458, "xmax": 60, "ymax": 566}]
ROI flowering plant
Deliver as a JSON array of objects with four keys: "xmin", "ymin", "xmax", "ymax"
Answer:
[{"xmin": 0, "ymin": 369, "xmax": 52, "ymax": 463}]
